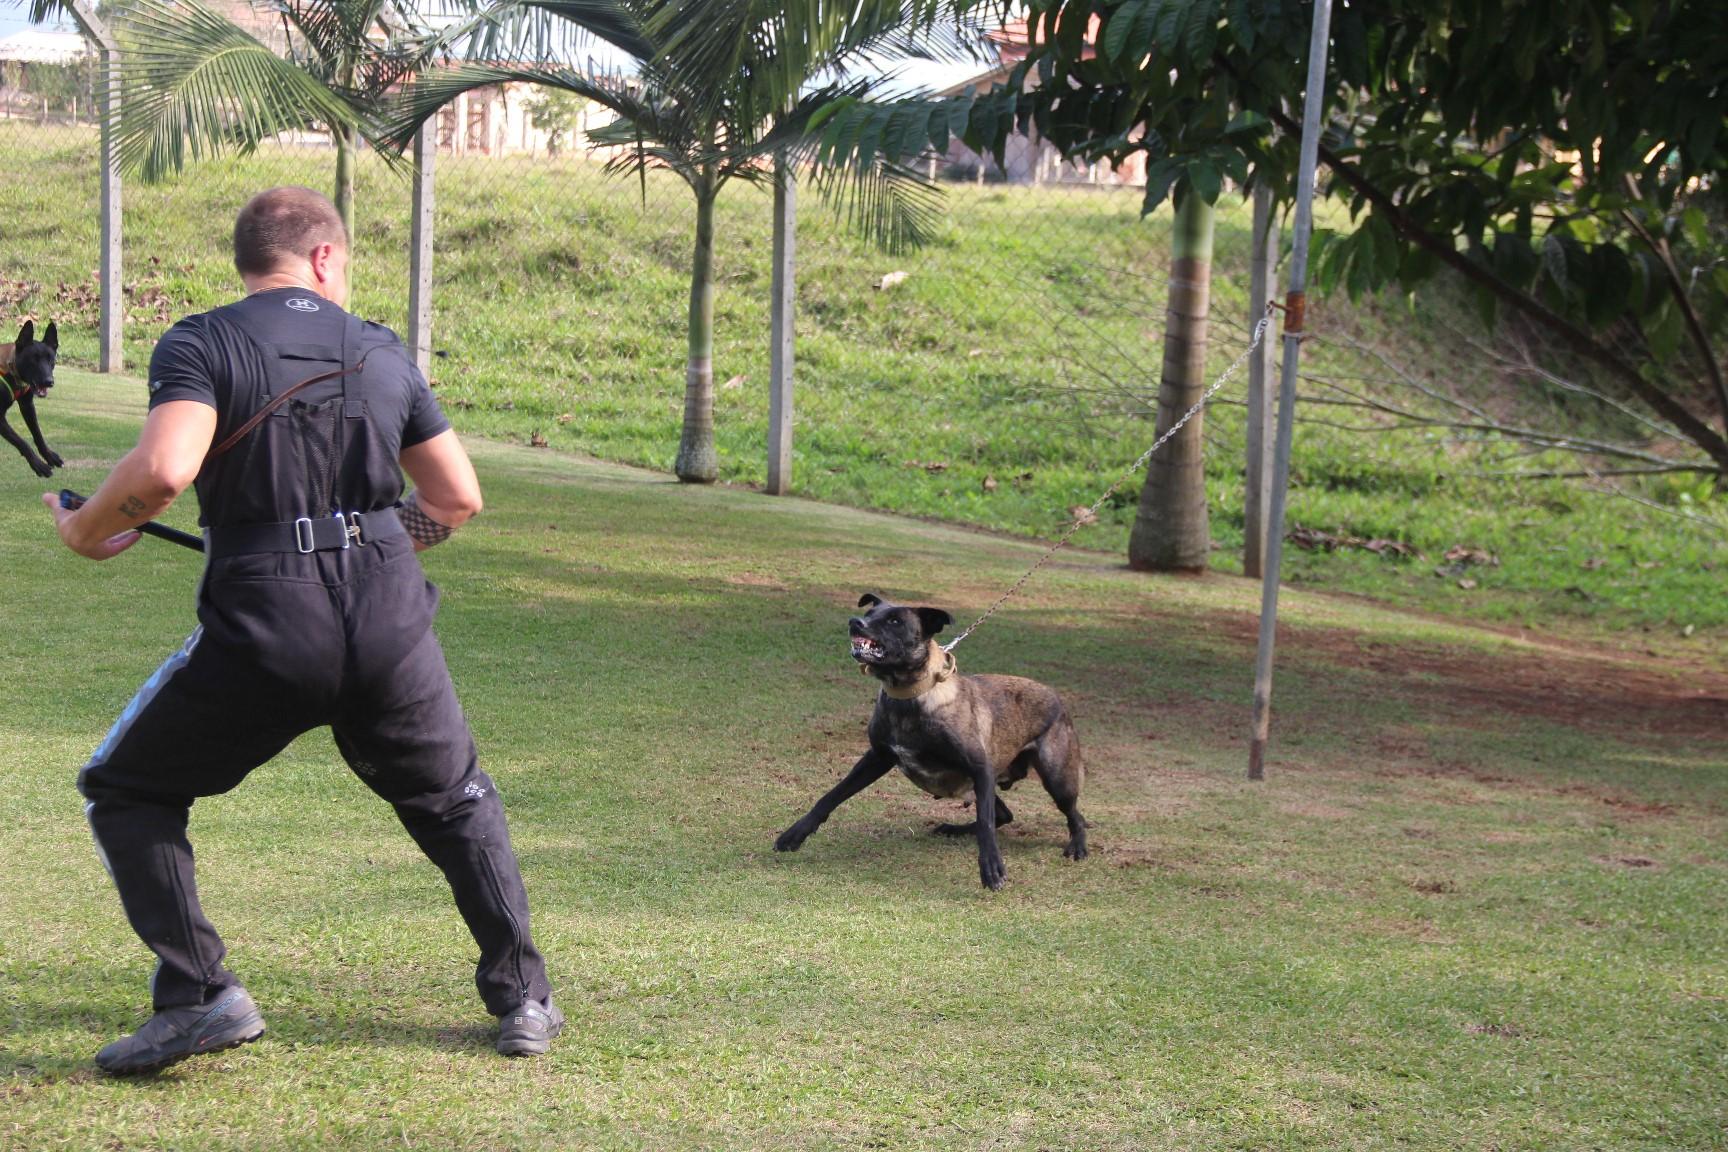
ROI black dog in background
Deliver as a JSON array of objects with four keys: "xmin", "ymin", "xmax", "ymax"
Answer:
[
  {"xmin": 775, "ymin": 593, "xmax": 1089, "ymax": 890},
  {"xmin": 0, "ymin": 320, "xmax": 62, "ymax": 478}
]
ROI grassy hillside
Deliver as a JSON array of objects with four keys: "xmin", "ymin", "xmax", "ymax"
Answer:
[
  {"xmin": 2, "ymin": 122, "xmax": 1721, "ymax": 638},
  {"xmin": 1, "ymin": 371, "xmax": 1723, "ymax": 1150}
]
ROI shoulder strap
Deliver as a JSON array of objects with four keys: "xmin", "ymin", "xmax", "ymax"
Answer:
[
  {"xmin": 207, "ymin": 312, "xmax": 371, "ymax": 460},
  {"xmin": 206, "ymin": 361, "xmax": 362, "ymax": 459}
]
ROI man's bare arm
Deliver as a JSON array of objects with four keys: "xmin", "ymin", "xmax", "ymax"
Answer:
[
  {"xmin": 399, "ymin": 429, "xmax": 482, "ymax": 551},
  {"xmin": 45, "ymin": 400, "xmax": 216, "ymax": 560}
]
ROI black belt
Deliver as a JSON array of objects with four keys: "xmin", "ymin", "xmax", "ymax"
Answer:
[{"xmin": 205, "ymin": 508, "xmax": 406, "ymax": 559}]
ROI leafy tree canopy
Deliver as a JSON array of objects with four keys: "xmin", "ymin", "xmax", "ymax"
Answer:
[{"xmin": 824, "ymin": 0, "xmax": 1728, "ymax": 473}]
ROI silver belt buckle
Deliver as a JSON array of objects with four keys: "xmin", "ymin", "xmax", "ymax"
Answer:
[
  {"xmin": 293, "ymin": 516, "xmax": 315, "ymax": 554},
  {"xmin": 345, "ymin": 511, "xmax": 367, "ymax": 547},
  {"xmin": 334, "ymin": 512, "xmax": 352, "ymax": 549}
]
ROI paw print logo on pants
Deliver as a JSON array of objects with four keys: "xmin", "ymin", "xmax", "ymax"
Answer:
[{"xmin": 464, "ymin": 781, "xmax": 488, "ymax": 800}]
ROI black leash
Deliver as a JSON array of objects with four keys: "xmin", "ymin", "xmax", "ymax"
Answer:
[{"xmin": 59, "ymin": 489, "xmax": 204, "ymax": 553}]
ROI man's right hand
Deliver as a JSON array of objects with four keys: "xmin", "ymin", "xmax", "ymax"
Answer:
[{"xmin": 42, "ymin": 492, "xmax": 142, "ymax": 560}]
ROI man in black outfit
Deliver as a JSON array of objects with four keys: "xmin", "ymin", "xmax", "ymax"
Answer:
[{"xmin": 45, "ymin": 186, "xmax": 560, "ymax": 1074}]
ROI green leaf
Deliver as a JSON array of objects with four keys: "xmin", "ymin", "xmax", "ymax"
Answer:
[
  {"xmin": 1104, "ymin": 0, "xmax": 1149, "ymax": 63},
  {"xmin": 1190, "ymin": 157, "xmax": 1222, "ymax": 205},
  {"xmin": 1491, "ymin": 231, "xmax": 1539, "ymax": 291},
  {"xmin": 1181, "ymin": 0, "xmax": 1219, "ymax": 64},
  {"xmin": 1228, "ymin": 0, "xmax": 1256, "ymax": 52},
  {"xmin": 1682, "ymin": 205, "xmax": 1710, "ymax": 250},
  {"xmin": 1646, "ymin": 298, "xmax": 1683, "ymax": 362},
  {"xmin": 1541, "ymin": 233, "xmax": 1571, "ymax": 297},
  {"xmin": 806, "ymin": 96, "xmax": 857, "ymax": 135},
  {"xmin": 1223, "ymin": 109, "xmax": 1268, "ymax": 137},
  {"xmin": 1154, "ymin": 0, "xmax": 1185, "ymax": 54},
  {"xmin": 1141, "ymin": 156, "xmax": 1182, "ymax": 214},
  {"xmin": 1585, "ymin": 243, "xmax": 1632, "ymax": 326}
]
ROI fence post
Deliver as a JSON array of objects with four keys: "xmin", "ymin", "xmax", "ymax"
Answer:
[
  {"xmin": 408, "ymin": 123, "xmax": 435, "ymax": 379},
  {"xmin": 1243, "ymin": 182, "xmax": 1279, "ymax": 578},
  {"xmin": 766, "ymin": 154, "xmax": 795, "ymax": 496},
  {"xmin": 1248, "ymin": 0, "xmax": 1335, "ymax": 781},
  {"xmin": 69, "ymin": 1, "xmax": 121, "ymax": 372}
]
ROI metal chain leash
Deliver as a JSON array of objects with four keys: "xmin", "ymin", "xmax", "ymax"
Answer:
[{"xmin": 943, "ymin": 305, "xmax": 1277, "ymax": 654}]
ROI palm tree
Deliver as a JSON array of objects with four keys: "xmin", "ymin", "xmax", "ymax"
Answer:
[
  {"xmin": 106, "ymin": 0, "xmax": 419, "ymax": 239},
  {"xmin": 1127, "ymin": 191, "xmax": 1214, "ymax": 572},
  {"xmin": 377, "ymin": 0, "xmax": 969, "ymax": 482}
]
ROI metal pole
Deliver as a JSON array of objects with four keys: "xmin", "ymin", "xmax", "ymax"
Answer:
[
  {"xmin": 69, "ymin": 1, "xmax": 120, "ymax": 372},
  {"xmin": 1248, "ymin": 0, "xmax": 1334, "ymax": 781},
  {"xmin": 1243, "ymin": 181, "xmax": 1278, "ymax": 579},
  {"xmin": 766, "ymin": 154, "xmax": 796, "ymax": 496},
  {"xmin": 408, "ymin": 123, "xmax": 436, "ymax": 379}
]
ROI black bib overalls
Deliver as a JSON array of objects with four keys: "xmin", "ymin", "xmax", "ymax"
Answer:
[{"xmin": 77, "ymin": 293, "xmax": 550, "ymax": 1017}]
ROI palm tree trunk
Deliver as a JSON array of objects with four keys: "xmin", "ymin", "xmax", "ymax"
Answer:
[
  {"xmin": 1128, "ymin": 192, "xmax": 1215, "ymax": 572},
  {"xmin": 334, "ymin": 123, "xmax": 356, "ymax": 243},
  {"xmin": 676, "ymin": 182, "xmax": 719, "ymax": 482}
]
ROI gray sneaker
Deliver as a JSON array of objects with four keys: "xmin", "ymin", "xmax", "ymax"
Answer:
[
  {"xmin": 95, "ymin": 986, "xmax": 266, "ymax": 1075},
  {"xmin": 496, "ymin": 998, "xmax": 563, "ymax": 1057}
]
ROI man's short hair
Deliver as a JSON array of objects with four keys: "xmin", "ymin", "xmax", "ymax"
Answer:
[{"xmin": 233, "ymin": 186, "xmax": 349, "ymax": 277}]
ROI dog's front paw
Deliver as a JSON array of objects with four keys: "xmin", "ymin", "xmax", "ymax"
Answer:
[
  {"xmin": 979, "ymin": 853, "xmax": 1006, "ymax": 891},
  {"xmin": 27, "ymin": 455, "xmax": 52, "ymax": 478},
  {"xmin": 43, "ymin": 449, "xmax": 63, "ymax": 469},
  {"xmin": 1063, "ymin": 837, "xmax": 1089, "ymax": 861},
  {"xmin": 774, "ymin": 822, "xmax": 812, "ymax": 852}
]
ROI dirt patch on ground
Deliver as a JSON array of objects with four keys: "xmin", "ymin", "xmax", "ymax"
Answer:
[{"xmin": 1200, "ymin": 609, "xmax": 1728, "ymax": 743}]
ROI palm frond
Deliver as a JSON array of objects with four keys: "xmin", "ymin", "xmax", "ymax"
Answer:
[
  {"xmin": 279, "ymin": 0, "xmax": 393, "ymax": 80},
  {"xmin": 374, "ymin": 59, "xmax": 693, "ymax": 156},
  {"xmin": 25, "ymin": 0, "xmax": 74, "ymax": 23},
  {"xmin": 405, "ymin": 0, "xmax": 656, "ymax": 66},
  {"xmin": 112, "ymin": 0, "xmax": 369, "ymax": 183},
  {"xmin": 806, "ymin": 155, "xmax": 945, "ymax": 253},
  {"xmin": 646, "ymin": 0, "xmax": 991, "ymax": 124}
]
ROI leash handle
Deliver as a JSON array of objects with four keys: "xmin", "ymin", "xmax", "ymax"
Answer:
[{"xmin": 59, "ymin": 489, "xmax": 205, "ymax": 553}]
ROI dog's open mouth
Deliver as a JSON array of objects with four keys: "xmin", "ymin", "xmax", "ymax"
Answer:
[
  {"xmin": 850, "ymin": 635, "xmax": 884, "ymax": 661},
  {"xmin": 32, "ymin": 385, "xmax": 49, "ymax": 397}
]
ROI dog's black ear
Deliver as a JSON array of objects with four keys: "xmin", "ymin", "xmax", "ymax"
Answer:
[
  {"xmin": 857, "ymin": 593, "xmax": 884, "ymax": 610},
  {"xmin": 915, "ymin": 607, "xmax": 953, "ymax": 637},
  {"xmin": 42, "ymin": 321, "xmax": 56, "ymax": 350},
  {"xmin": 15, "ymin": 320, "xmax": 33, "ymax": 347}
]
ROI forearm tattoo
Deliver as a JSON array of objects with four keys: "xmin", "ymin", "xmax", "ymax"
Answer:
[
  {"xmin": 400, "ymin": 491, "xmax": 455, "ymax": 548},
  {"xmin": 117, "ymin": 495, "xmax": 147, "ymax": 521}
]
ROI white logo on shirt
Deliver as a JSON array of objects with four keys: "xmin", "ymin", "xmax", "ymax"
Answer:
[{"xmin": 286, "ymin": 297, "xmax": 320, "ymax": 312}]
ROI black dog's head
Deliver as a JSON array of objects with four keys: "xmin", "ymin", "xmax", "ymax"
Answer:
[
  {"xmin": 9, "ymin": 320, "xmax": 58, "ymax": 397},
  {"xmin": 849, "ymin": 593, "xmax": 953, "ymax": 676}
]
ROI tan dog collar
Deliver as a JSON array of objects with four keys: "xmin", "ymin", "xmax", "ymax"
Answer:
[{"xmin": 869, "ymin": 642, "xmax": 957, "ymax": 700}]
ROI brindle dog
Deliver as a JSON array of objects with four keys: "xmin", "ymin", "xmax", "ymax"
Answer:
[
  {"xmin": 774, "ymin": 593, "xmax": 1088, "ymax": 889},
  {"xmin": 0, "ymin": 320, "xmax": 62, "ymax": 478}
]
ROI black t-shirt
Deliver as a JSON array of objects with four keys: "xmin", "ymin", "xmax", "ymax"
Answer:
[{"xmin": 148, "ymin": 287, "xmax": 450, "ymax": 528}]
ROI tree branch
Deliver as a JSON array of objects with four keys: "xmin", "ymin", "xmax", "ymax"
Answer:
[
  {"xmin": 1252, "ymin": 94, "xmax": 1728, "ymax": 474},
  {"xmin": 1618, "ymin": 175, "xmax": 1728, "ymax": 433}
]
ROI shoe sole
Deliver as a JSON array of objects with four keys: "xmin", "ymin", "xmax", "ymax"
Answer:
[
  {"xmin": 497, "ymin": 1017, "xmax": 562, "ymax": 1058},
  {"xmin": 97, "ymin": 1019, "xmax": 266, "ymax": 1076}
]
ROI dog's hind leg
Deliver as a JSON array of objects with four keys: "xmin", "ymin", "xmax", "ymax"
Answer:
[
  {"xmin": 933, "ymin": 795, "xmax": 1014, "ymax": 837},
  {"xmin": 1032, "ymin": 720, "xmax": 1088, "ymax": 861}
]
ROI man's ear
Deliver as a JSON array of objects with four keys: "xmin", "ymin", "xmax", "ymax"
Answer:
[
  {"xmin": 915, "ymin": 607, "xmax": 953, "ymax": 637},
  {"xmin": 15, "ymin": 320, "xmax": 33, "ymax": 348},
  {"xmin": 42, "ymin": 321, "xmax": 56, "ymax": 350},
  {"xmin": 857, "ymin": 593, "xmax": 884, "ymax": 609}
]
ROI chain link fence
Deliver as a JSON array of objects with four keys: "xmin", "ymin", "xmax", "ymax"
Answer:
[{"xmin": 1, "ymin": 13, "xmax": 1290, "ymax": 554}]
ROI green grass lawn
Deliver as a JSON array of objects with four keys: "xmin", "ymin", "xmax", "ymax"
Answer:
[
  {"xmin": 1, "ymin": 373, "xmax": 1724, "ymax": 1149},
  {"xmin": 4, "ymin": 123, "xmax": 1723, "ymax": 644}
]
